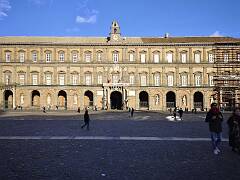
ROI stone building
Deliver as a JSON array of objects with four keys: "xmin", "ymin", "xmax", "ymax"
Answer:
[{"xmin": 0, "ymin": 21, "xmax": 240, "ymax": 111}]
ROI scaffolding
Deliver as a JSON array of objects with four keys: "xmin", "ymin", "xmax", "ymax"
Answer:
[{"xmin": 213, "ymin": 43, "xmax": 240, "ymax": 110}]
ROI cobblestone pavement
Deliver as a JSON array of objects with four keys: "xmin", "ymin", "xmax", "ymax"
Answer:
[{"xmin": 0, "ymin": 111, "xmax": 240, "ymax": 180}]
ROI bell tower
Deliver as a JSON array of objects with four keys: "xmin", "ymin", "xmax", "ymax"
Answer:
[{"xmin": 109, "ymin": 20, "xmax": 121, "ymax": 41}]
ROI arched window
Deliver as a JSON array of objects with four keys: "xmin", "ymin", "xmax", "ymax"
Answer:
[
  {"xmin": 180, "ymin": 72, "xmax": 188, "ymax": 86},
  {"xmin": 45, "ymin": 50, "xmax": 52, "ymax": 62},
  {"xmin": 72, "ymin": 51, "xmax": 78, "ymax": 62},
  {"xmin": 194, "ymin": 72, "xmax": 202, "ymax": 86},
  {"xmin": 58, "ymin": 51, "xmax": 65, "ymax": 62},
  {"xmin": 129, "ymin": 50, "xmax": 135, "ymax": 62},
  {"xmin": 85, "ymin": 72, "xmax": 92, "ymax": 85},
  {"xmin": 180, "ymin": 51, "xmax": 187, "ymax": 63},
  {"xmin": 140, "ymin": 51, "xmax": 146, "ymax": 63},
  {"xmin": 194, "ymin": 51, "xmax": 201, "ymax": 63},
  {"xmin": 140, "ymin": 73, "xmax": 147, "ymax": 86},
  {"xmin": 153, "ymin": 51, "xmax": 160, "ymax": 63},
  {"xmin": 85, "ymin": 51, "xmax": 92, "ymax": 62},
  {"xmin": 166, "ymin": 51, "xmax": 173, "ymax": 63}
]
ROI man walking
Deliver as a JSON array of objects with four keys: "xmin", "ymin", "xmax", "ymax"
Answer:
[
  {"xmin": 178, "ymin": 108, "xmax": 184, "ymax": 120},
  {"xmin": 81, "ymin": 109, "xmax": 90, "ymax": 130},
  {"xmin": 205, "ymin": 103, "xmax": 223, "ymax": 155},
  {"xmin": 131, "ymin": 108, "xmax": 134, "ymax": 117}
]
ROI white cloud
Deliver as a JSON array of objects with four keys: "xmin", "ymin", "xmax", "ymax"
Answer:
[
  {"xmin": 75, "ymin": 0, "xmax": 98, "ymax": 24},
  {"xmin": 76, "ymin": 14, "xmax": 97, "ymax": 24},
  {"xmin": 0, "ymin": 0, "xmax": 11, "ymax": 19},
  {"xmin": 28, "ymin": 0, "xmax": 54, "ymax": 6},
  {"xmin": 210, "ymin": 31, "xmax": 223, "ymax": 37}
]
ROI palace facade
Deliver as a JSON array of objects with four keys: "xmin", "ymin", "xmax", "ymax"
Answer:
[{"xmin": 1, "ymin": 21, "xmax": 240, "ymax": 111}]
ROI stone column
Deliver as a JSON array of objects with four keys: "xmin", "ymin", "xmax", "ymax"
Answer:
[
  {"xmin": 175, "ymin": 67, "xmax": 179, "ymax": 86},
  {"xmin": 135, "ymin": 90, "xmax": 139, "ymax": 110}
]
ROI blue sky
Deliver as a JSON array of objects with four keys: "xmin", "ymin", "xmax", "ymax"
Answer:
[{"xmin": 0, "ymin": 0, "xmax": 240, "ymax": 37}]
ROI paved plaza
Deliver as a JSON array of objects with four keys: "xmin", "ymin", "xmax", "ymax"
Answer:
[{"xmin": 0, "ymin": 111, "xmax": 240, "ymax": 180}]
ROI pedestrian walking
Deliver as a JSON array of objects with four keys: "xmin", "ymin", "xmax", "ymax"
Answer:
[
  {"xmin": 81, "ymin": 109, "xmax": 90, "ymax": 130},
  {"xmin": 131, "ymin": 108, "xmax": 134, "ymax": 117},
  {"xmin": 43, "ymin": 106, "xmax": 46, "ymax": 113},
  {"xmin": 178, "ymin": 108, "xmax": 183, "ymax": 120},
  {"xmin": 173, "ymin": 108, "xmax": 177, "ymax": 121},
  {"xmin": 205, "ymin": 103, "xmax": 223, "ymax": 155},
  {"xmin": 227, "ymin": 107, "xmax": 240, "ymax": 153}
]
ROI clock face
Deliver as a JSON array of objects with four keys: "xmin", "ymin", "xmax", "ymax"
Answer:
[{"xmin": 112, "ymin": 35, "xmax": 118, "ymax": 40}]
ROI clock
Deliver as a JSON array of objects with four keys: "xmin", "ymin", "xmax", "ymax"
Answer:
[{"xmin": 112, "ymin": 34, "xmax": 118, "ymax": 41}]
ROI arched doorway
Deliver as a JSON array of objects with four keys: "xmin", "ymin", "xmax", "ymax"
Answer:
[
  {"xmin": 166, "ymin": 91, "xmax": 176, "ymax": 108},
  {"xmin": 4, "ymin": 90, "xmax": 13, "ymax": 109},
  {"xmin": 110, "ymin": 91, "xmax": 122, "ymax": 110},
  {"xmin": 58, "ymin": 90, "xmax": 67, "ymax": 109},
  {"xmin": 139, "ymin": 91, "xmax": 149, "ymax": 109},
  {"xmin": 84, "ymin": 90, "xmax": 93, "ymax": 107},
  {"xmin": 32, "ymin": 90, "xmax": 40, "ymax": 107},
  {"xmin": 194, "ymin": 91, "xmax": 203, "ymax": 110}
]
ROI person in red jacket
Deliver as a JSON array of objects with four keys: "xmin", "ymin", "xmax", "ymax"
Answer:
[{"xmin": 205, "ymin": 103, "xmax": 223, "ymax": 155}]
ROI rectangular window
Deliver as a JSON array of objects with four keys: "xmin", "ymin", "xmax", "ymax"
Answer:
[
  {"xmin": 32, "ymin": 52, "xmax": 37, "ymax": 62},
  {"xmin": 46, "ymin": 74, "xmax": 52, "ymax": 85},
  {"xmin": 224, "ymin": 53, "xmax": 228, "ymax": 62},
  {"xmin": 19, "ymin": 74, "xmax": 25, "ymax": 85},
  {"xmin": 129, "ymin": 54, "xmax": 134, "ymax": 62},
  {"xmin": 181, "ymin": 75, "xmax": 187, "ymax": 86},
  {"xmin": 181, "ymin": 53, "xmax": 187, "ymax": 63},
  {"xmin": 237, "ymin": 53, "xmax": 240, "ymax": 61},
  {"xmin": 97, "ymin": 75, "xmax": 102, "ymax": 84},
  {"xmin": 72, "ymin": 53, "xmax": 78, "ymax": 62},
  {"xmin": 195, "ymin": 53, "xmax": 200, "ymax": 63},
  {"xmin": 140, "ymin": 75, "xmax": 147, "ymax": 86},
  {"xmin": 167, "ymin": 75, "xmax": 173, "ymax": 86},
  {"xmin": 97, "ymin": 53, "xmax": 102, "ymax": 61},
  {"xmin": 59, "ymin": 74, "xmax": 65, "ymax": 85},
  {"xmin": 19, "ymin": 52, "xmax": 25, "ymax": 63},
  {"xmin": 154, "ymin": 54, "xmax": 159, "ymax": 63},
  {"xmin": 140, "ymin": 54, "xmax": 146, "ymax": 63},
  {"xmin": 113, "ymin": 53, "xmax": 119, "ymax": 63},
  {"xmin": 5, "ymin": 52, "xmax": 11, "ymax": 62},
  {"xmin": 195, "ymin": 75, "xmax": 201, "ymax": 86},
  {"xmin": 32, "ymin": 74, "xmax": 38, "ymax": 85},
  {"xmin": 59, "ymin": 53, "xmax": 65, "ymax": 62},
  {"xmin": 46, "ymin": 53, "xmax": 51, "ymax": 62},
  {"xmin": 85, "ymin": 54, "xmax": 91, "ymax": 62},
  {"xmin": 154, "ymin": 74, "xmax": 160, "ymax": 86},
  {"xmin": 85, "ymin": 74, "xmax": 92, "ymax": 85},
  {"xmin": 72, "ymin": 74, "xmax": 78, "ymax": 85},
  {"xmin": 209, "ymin": 76, "xmax": 214, "ymax": 86},
  {"xmin": 166, "ymin": 53, "xmax": 173, "ymax": 63},
  {"xmin": 129, "ymin": 75, "xmax": 134, "ymax": 85},
  {"xmin": 208, "ymin": 53, "xmax": 214, "ymax": 63}
]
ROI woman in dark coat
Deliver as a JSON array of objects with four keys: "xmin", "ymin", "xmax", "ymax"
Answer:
[
  {"xmin": 205, "ymin": 103, "xmax": 223, "ymax": 155},
  {"xmin": 227, "ymin": 107, "xmax": 240, "ymax": 153},
  {"xmin": 81, "ymin": 109, "xmax": 90, "ymax": 130}
]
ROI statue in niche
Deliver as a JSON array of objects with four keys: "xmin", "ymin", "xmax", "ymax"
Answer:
[{"xmin": 182, "ymin": 95, "xmax": 187, "ymax": 106}]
